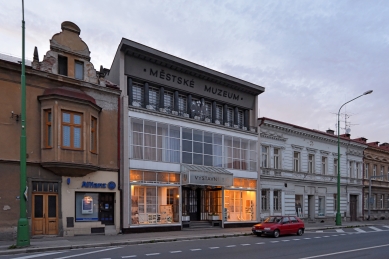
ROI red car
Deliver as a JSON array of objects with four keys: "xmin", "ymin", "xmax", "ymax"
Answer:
[{"xmin": 252, "ymin": 216, "xmax": 305, "ymax": 238}]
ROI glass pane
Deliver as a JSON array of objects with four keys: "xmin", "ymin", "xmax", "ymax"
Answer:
[
  {"xmin": 170, "ymin": 125, "xmax": 180, "ymax": 138},
  {"xmin": 34, "ymin": 195, "xmax": 43, "ymax": 218},
  {"xmin": 204, "ymin": 143, "xmax": 212, "ymax": 155},
  {"xmin": 204, "ymin": 132, "xmax": 212, "ymax": 143},
  {"xmin": 74, "ymin": 114, "xmax": 81, "ymax": 125},
  {"xmin": 48, "ymin": 125, "xmax": 52, "ymax": 146},
  {"xmin": 157, "ymin": 123, "xmax": 168, "ymax": 136},
  {"xmin": 75, "ymin": 62, "xmax": 84, "ymax": 80},
  {"xmin": 43, "ymin": 182, "xmax": 48, "ymax": 192},
  {"xmin": 63, "ymin": 113, "xmax": 70, "ymax": 123},
  {"xmin": 53, "ymin": 183, "xmax": 58, "ymax": 193},
  {"xmin": 48, "ymin": 196, "xmax": 57, "ymax": 217},
  {"xmin": 133, "ymin": 132, "xmax": 143, "ymax": 145},
  {"xmin": 214, "ymin": 134, "xmax": 222, "ymax": 145},
  {"xmin": 193, "ymin": 141, "xmax": 203, "ymax": 153},
  {"xmin": 204, "ymin": 155, "xmax": 212, "ymax": 166},
  {"xmin": 170, "ymin": 151, "xmax": 180, "ymax": 163},
  {"xmin": 144, "ymin": 121, "xmax": 156, "ymax": 134},
  {"xmin": 74, "ymin": 127, "xmax": 81, "ymax": 148},
  {"xmin": 47, "ymin": 112, "xmax": 52, "ymax": 122},
  {"xmin": 193, "ymin": 130, "xmax": 202, "ymax": 142},
  {"xmin": 132, "ymin": 119, "xmax": 143, "ymax": 132},
  {"xmin": 63, "ymin": 126, "xmax": 70, "ymax": 146},
  {"xmin": 182, "ymin": 128, "xmax": 192, "ymax": 140},
  {"xmin": 182, "ymin": 152, "xmax": 192, "ymax": 164},
  {"xmin": 182, "ymin": 140, "xmax": 192, "ymax": 152},
  {"xmin": 193, "ymin": 153, "xmax": 203, "ymax": 165}
]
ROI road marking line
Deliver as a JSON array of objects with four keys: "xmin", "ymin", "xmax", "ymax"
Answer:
[
  {"xmin": 369, "ymin": 226, "xmax": 383, "ymax": 231},
  {"xmin": 383, "ymin": 225, "xmax": 389, "ymax": 229},
  {"xmin": 304, "ymin": 238, "xmax": 311, "ymax": 239},
  {"xmin": 335, "ymin": 229, "xmax": 345, "ymax": 233},
  {"xmin": 332, "ymin": 235, "xmax": 338, "ymax": 236},
  {"xmin": 11, "ymin": 252, "xmax": 65, "ymax": 259},
  {"xmin": 270, "ymin": 241, "xmax": 279, "ymax": 243},
  {"xmin": 323, "ymin": 236, "xmax": 329, "ymax": 238},
  {"xmin": 191, "ymin": 249, "xmax": 201, "ymax": 251},
  {"xmin": 55, "ymin": 247, "xmax": 120, "ymax": 259},
  {"xmin": 354, "ymin": 228, "xmax": 366, "ymax": 232},
  {"xmin": 314, "ymin": 237, "xmax": 321, "ymax": 239},
  {"xmin": 298, "ymin": 243, "xmax": 389, "ymax": 259},
  {"xmin": 145, "ymin": 253, "xmax": 160, "ymax": 256},
  {"xmin": 293, "ymin": 239, "xmax": 300, "ymax": 240},
  {"xmin": 256, "ymin": 242, "xmax": 265, "ymax": 244},
  {"xmin": 282, "ymin": 240, "xmax": 290, "ymax": 242},
  {"xmin": 210, "ymin": 247, "xmax": 219, "ymax": 249},
  {"xmin": 241, "ymin": 244, "xmax": 250, "ymax": 246},
  {"xmin": 316, "ymin": 230, "xmax": 324, "ymax": 233},
  {"xmin": 226, "ymin": 245, "xmax": 236, "ymax": 247},
  {"xmin": 122, "ymin": 256, "xmax": 137, "ymax": 258},
  {"xmin": 170, "ymin": 251, "xmax": 182, "ymax": 253}
]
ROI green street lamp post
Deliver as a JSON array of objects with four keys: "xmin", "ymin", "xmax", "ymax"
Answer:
[
  {"xmin": 336, "ymin": 90, "xmax": 373, "ymax": 226},
  {"xmin": 16, "ymin": 0, "xmax": 30, "ymax": 247}
]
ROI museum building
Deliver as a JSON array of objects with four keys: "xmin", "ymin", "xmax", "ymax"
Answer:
[{"xmin": 106, "ymin": 39, "xmax": 265, "ymax": 231}]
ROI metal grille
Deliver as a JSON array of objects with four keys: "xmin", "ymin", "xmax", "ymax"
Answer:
[
  {"xmin": 149, "ymin": 87, "xmax": 159, "ymax": 110},
  {"xmin": 132, "ymin": 82, "xmax": 144, "ymax": 107},
  {"xmin": 178, "ymin": 95, "xmax": 187, "ymax": 116},
  {"xmin": 164, "ymin": 91, "xmax": 173, "ymax": 113},
  {"xmin": 215, "ymin": 105, "xmax": 223, "ymax": 122}
]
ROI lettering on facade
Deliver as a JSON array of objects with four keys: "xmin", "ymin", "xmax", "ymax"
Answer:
[
  {"xmin": 81, "ymin": 181, "xmax": 107, "ymax": 188},
  {"xmin": 150, "ymin": 68, "xmax": 194, "ymax": 88},
  {"xmin": 204, "ymin": 85, "xmax": 240, "ymax": 101},
  {"xmin": 148, "ymin": 68, "xmax": 242, "ymax": 102}
]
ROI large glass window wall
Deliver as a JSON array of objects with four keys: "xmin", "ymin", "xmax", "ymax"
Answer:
[
  {"xmin": 130, "ymin": 118, "xmax": 257, "ymax": 171},
  {"xmin": 130, "ymin": 170, "xmax": 180, "ymax": 225},
  {"xmin": 224, "ymin": 178, "xmax": 256, "ymax": 222}
]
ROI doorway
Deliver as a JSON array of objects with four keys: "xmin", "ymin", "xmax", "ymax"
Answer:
[
  {"xmin": 308, "ymin": 195, "xmax": 315, "ymax": 221},
  {"xmin": 99, "ymin": 193, "xmax": 115, "ymax": 225},
  {"xmin": 182, "ymin": 187, "xmax": 201, "ymax": 221},
  {"xmin": 350, "ymin": 195, "xmax": 358, "ymax": 221},
  {"xmin": 32, "ymin": 194, "xmax": 58, "ymax": 235}
]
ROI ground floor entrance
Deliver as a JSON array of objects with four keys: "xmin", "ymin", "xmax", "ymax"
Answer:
[
  {"xmin": 32, "ymin": 193, "xmax": 58, "ymax": 235},
  {"xmin": 182, "ymin": 186, "xmax": 222, "ymax": 221}
]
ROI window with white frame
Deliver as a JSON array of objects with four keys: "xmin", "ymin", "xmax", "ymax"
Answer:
[
  {"xmin": 380, "ymin": 194, "xmax": 384, "ymax": 209},
  {"xmin": 373, "ymin": 194, "xmax": 377, "ymax": 209},
  {"xmin": 365, "ymin": 163, "xmax": 369, "ymax": 179},
  {"xmin": 349, "ymin": 161, "xmax": 354, "ymax": 178},
  {"xmin": 322, "ymin": 156, "xmax": 327, "ymax": 174},
  {"xmin": 334, "ymin": 158, "xmax": 338, "ymax": 175},
  {"xmin": 294, "ymin": 151, "xmax": 300, "ymax": 172},
  {"xmin": 163, "ymin": 90, "xmax": 173, "ymax": 113},
  {"xmin": 308, "ymin": 154, "xmax": 314, "ymax": 173},
  {"xmin": 380, "ymin": 166, "xmax": 384, "ymax": 181},
  {"xmin": 273, "ymin": 190, "xmax": 282, "ymax": 211},
  {"xmin": 261, "ymin": 146, "xmax": 269, "ymax": 168},
  {"xmin": 318, "ymin": 196, "xmax": 325, "ymax": 216},
  {"xmin": 273, "ymin": 148, "xmax": 280, "ymax": 169},
  {"xmin": 356, "ymin": 163, "xmax": 360, "ymax": 179},
  {"xmin": 364, "ymin": 193, "xmax": 368, "ymax": 209},
  {"xmin": 373, "ymin": 165, "xmax": 377, "ymax": 177},
  {"xmin": 261, "ymin": 189, "xmax": 269, "ymax": 211},
  {"xmin": 132, "ymin": 82, "xmax": 144, "ymax": 107}
]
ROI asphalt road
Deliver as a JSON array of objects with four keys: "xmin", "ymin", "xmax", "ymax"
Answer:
[{"xmin": 2, "ymin": 226, "xmax": 389, "ymax": 259}]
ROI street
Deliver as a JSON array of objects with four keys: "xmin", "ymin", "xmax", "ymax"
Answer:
[{"xmin": 1, "ymin": 226, "xmax": 389, "ymax": 259}]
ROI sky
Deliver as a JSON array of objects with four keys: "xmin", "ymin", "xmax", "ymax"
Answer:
[{"xmin": 1, "ymin": 0, "xmax": 388, "ymax": 144}]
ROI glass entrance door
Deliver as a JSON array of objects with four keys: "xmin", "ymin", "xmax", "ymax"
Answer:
[
  {"xmin": 183, "ymin": 187, "xmax": 201, "ymax": 221},
  {"xmin": 99, "ymin": 193, "xmax": 114, "ymax": 225}
]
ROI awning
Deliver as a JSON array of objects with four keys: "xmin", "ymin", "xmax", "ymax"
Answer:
[{"xmin": 181, "ymin": 164, "xmax": 233, "ymax": 187}]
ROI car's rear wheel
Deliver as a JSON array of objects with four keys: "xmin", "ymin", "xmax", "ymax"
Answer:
[
  {"xmin": 297, "ymin": 228, "xmax": 304, "ymax": 236},
  {"xmin": 273, "ymin": 229, "xmax": 280, "ymax": 238}
]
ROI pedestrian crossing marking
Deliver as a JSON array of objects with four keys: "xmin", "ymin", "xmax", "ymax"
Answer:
[
  {"xmin": 354, "ymin": 228, "xmax": 366, "ymax": 232},
  {"xmin": 382, "ymin": 225, "xmax": 389, "ymax": 229},
  {"xmin": 369, "ymin": 226, "xmax": 383, "ymax": 231},
  {"xmin": 316, "ymin": 230, "xmax": 323, "ymax": 232},
  {"xmin": 335, "ymin": 229, "xmax": 345, "ymax": 233}
]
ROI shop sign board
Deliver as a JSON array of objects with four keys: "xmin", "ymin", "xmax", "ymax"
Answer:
[
  {"xmin": 81, "ymin": 181, "xmax": 116, "ymax": 190},
  {"xmin": 182, "ymin": 171, "xmax": 233, "ymax": 186}
]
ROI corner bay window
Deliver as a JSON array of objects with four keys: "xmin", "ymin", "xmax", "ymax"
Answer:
[
  {"xmin": 62, "ymin": 111, "xmax": 82, "ymax": 149},
  {"xmin": 91, "ymin": 116, "xmax": 97, "ymax": 153},
  {"xmin": 44, "ymin": 109, "xmax": 52, "ymax": 148}
]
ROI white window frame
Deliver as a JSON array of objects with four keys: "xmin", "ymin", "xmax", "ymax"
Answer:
[
  {"xmin": 322, "ymin": 156, "xmax": 327, "ymax": 175},
  {"xmin": 294, "ymin": 151, "xmax": 300, "ymax": 172},
  {"xmin": 273, "ymin": 148, "xmax": 280, "ymax": 169},
  {"xmin": 334, "ymin": 158, "xmax": 338, "ymax": 176},
  {"xmin": 261, "ymin": 146, "xmax": 269, "ymax": 168},
  {"xmin": 308, "ymin": 154, "xmax": 314, "ymax": 174},
  {"xmin": 373, "ymin": 165, "xmax": 377, "ymax": 177},
  {"xmin": 365, "ymin": 163, "xmax": 369, "ymax": 179},
  {"xmin": 349, "ymin": 161, "xmax": 354, "ymax": 178}
]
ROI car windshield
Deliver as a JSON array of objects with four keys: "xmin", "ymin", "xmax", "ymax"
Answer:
[{"xmin": 264, "ymin": 216, "xmax": 282, "ymax": 223}]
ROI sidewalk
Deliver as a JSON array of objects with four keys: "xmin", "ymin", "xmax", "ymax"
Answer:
[{"xmin": 1, "ymin": 219, "xmax": 388, "ymax": 256}]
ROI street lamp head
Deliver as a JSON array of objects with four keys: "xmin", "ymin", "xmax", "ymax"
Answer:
[{"xmin": 363, "ymin": 90, "xmax": 373, "ymax": 95}]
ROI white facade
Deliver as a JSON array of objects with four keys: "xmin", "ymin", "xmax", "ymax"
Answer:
[{"xmin": 259, "ymin": 118, "xmax": 366, "ymax": 222}]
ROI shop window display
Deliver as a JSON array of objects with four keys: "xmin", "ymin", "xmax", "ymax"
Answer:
[{"xmin": 224, "ymin": 189, "xmax": 256, "ymax": 222}]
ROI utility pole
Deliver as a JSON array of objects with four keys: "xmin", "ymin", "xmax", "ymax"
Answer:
[{"xmin": 16, "ymin": 0, "xmax": 30, "ymax": 247}]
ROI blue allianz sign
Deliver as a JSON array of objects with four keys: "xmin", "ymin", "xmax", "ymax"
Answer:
[{"xmin": 81, "ymin": 181, "xmax": 116, "ymax": 189}]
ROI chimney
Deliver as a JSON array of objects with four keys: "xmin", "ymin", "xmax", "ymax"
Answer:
[
  {"xmin": 340, "ymin": 133, "xmax": 350, "ymax": 139},
  {"xmin": 353, "ymin": 137, "xmax": 367, "ymax": 143},
  {"xmin": 326, "ymin": 129, "xmax": 335, "ymax": 135},
  {"xmin": 368, "ymin": 141, "xmax": 379, "ymax": 147},
  {"xmin": 379, "ymin": 143, "xmax": 389, "ymax": 147}
]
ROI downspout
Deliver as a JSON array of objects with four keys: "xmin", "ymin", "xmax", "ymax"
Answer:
[
  {"xmin": 117, "ymin": 96, "xmax": 122, "ymax": 231},
  {"xmin": 257, "ymin": 118, "xmax": 265, "ymax": 221}
]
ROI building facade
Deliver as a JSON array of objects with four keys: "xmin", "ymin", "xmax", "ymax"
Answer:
[
  {"xmin": 0, "ymin": 21, "xmax": 121, "ymax": 240},
  {"xmin": 359, "ymin": 140, "xmax": 389, "ymax": 220},
  {"xmin": 107, "ymin": 39, "xmax": 264, "ymax": 232},
  {"xmin": 258, "ymin": 118, "xmax": 367, "ymax": 222}
]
